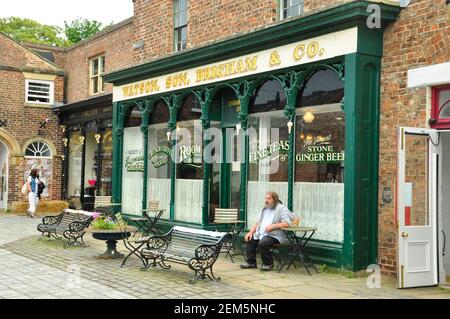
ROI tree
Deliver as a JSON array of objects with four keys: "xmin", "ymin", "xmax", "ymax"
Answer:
[
  {"xmin": 0, "ymin": 17, "xmax": 67, "ymax": 46},
  {"xmin": 64, "ymin": 19, "xmax": 108, "ymax": 45}
]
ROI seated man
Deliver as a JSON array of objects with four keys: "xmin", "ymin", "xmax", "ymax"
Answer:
[{"xmin": 240, "ymin": 191, "xmax": 293, "ymax": 271}]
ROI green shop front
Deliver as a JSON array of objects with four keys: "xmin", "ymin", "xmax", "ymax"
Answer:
[{"xmin": 105, "ymin": 2, "xmax": 400, "ymax": 272}]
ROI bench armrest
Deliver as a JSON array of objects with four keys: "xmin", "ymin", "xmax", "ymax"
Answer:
[
  {"xmin": 146, "ymin": 234, "xmax": 169, "ymax": 251},
  {"xmin": 195, "ymin": 243, "xmax": 220, "ymax": 260},
  {"xmin": 42, "ymin": 215, "xmax": 59, "ymax": 225},
  {"xmin": 69, "ymin": 220, "xmax": 91, "ymax": 232}
]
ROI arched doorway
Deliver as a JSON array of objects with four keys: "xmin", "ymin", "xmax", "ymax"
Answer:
[{"xmin": 0, "ymin": 139, "xmax": 9, "ymax": 209}]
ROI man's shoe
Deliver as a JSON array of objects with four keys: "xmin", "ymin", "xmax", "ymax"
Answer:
[
  {"xmin": 240, "ymin": 262, "xmax": 257, "ymax": 269},
  {"xmin": 260, "ymin": 264, "xmax": 274, "ymax": 271}
]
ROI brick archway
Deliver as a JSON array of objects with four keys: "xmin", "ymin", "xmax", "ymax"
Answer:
[{"xmin": 0, "ymin": 129, "xmax": 21, "ymax": 157}]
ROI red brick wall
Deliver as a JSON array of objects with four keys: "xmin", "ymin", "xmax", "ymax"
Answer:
[
  {"xmin": 0, "ymin": 68, "xmax": 64, "ymax": 203},
  {"xmin": 378, "ymin": 0, "xmax": 450, "ymax": 276},
  {"xmin": 63, "ymin": 19, "xmax": 134, "ymax": 103},
  {"xmin": 131, "ymin": 0, "xmax": 355, "ymax": 64}
]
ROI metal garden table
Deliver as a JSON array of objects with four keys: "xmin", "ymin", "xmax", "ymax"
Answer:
[{"xmin": 278, "ymin": 225, "xmax": 319, "ymax": 275}]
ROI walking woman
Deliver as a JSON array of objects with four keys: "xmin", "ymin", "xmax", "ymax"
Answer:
[{"xmin": 26, "ymin": 168, "xmax": 41, "ymax": 218}]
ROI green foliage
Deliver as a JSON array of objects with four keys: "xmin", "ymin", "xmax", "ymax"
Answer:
[
  {"xmin": 91, "ymin": 215, "xmax": 126, "ymax": 230},
  {"xmin": 0, "ymin": 17, "xmax": 67, "ymax": 46},
  {"xmin": 0, "ymin": 17, "xmax": 110, "ymax": 47},
  {"xmin": 64, "ymin": 19, "xmax": 109, "ymax": 45}
]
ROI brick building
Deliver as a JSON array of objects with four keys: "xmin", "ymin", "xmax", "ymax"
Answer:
[
  {"xmin": 0, "ymin": 33, "xmax": 64, "ymax": 209},
  {"xmin": 104, "ymin": 0, "xmax": 450, "ymax": 288},
  {"xmin": 1, "ymin": 0, "xmax": 449, "ymax": 289}
]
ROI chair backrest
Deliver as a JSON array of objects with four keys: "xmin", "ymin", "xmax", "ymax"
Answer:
[
  {"xmin": 114, "ymin": 212, "xmax": 128, "ymax": 231},
  {"xmin": 147, "ymin": 200, "xmax": 159, "ymax": 212},
  {"xmin": 94, "ymin": 196, "xmax": 112, "ymax": 208},
  {"xmin": 213, "ymin": 208, "xmax": 239, "ymax": 223}
]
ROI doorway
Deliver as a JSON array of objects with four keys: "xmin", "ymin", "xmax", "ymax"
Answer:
[
  {"xmin": 0, "ymin": 140, "xmax": 9, "ymax": 210},
  {"xmin": 438, "ymin": 131, "xmax": 450, "ymax": 284}
]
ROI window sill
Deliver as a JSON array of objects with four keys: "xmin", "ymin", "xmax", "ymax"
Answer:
[{"xmin": 24, "ymin": 103, "xmax": 52, "ymax": 108}]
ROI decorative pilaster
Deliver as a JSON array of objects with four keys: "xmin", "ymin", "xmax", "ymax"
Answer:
[
  {"xmin": 233, "ymin": 80, "xmax": 255, "ymax": 223},
  {"xmin": 163, "ymin": 95, "xmax": 183, "ymax": 220},
  {"xmin": 139, "ymin": 100, "xmax": 151, "ymax": 212},
  {"xmin": 194, "ymin": 88, "xmax": 213, "ymax": 225},
  {"xmin": 112, "ymin": 102, "xmax": 127, "ymax": 204},
  {"xmin": 277, "ymin": 71, "xmax": 303, "ymax": 211}
]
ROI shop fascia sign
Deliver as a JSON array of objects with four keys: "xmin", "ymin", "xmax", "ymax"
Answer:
[
  {"xmin": 249, "ymin": 134, "xmax": 344, "ymax": 164},
  {"xmin": 113, "ymin": 28, "xmax": 358, "ymax": 102}
]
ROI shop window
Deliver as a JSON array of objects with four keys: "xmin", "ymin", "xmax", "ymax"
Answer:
[
  {"xmin": 175, "ymin": 95, "xmax": 203, "ymax": 223},
  {"xmin": 174, "ymin": 0, "xmax": 188, "ymax": 52},
  {"xmin": 147, "ymin": 101, "xmax": 171, "ymax": 220},
  {"xmin": 83, "ymin": 121, "xmax": 98, "ymax": 196},
  {"xmin": 26, "ymin": 80, "xmax": 54, "ymax": 105},
  {"xmin": 280, "ymin": 0, "xmax": 304, "ymax": 20},
  {"xmin": 431, "ymin": 84, "xmax": 450, "ymax": 128},
  {"xmin": 99, "ymin": 126, "xmax": 113, "ymax": 196},
  {"xmin": 68, "ymin": 129, "xmax": 83, "ymax": 197},
  {"xmin": 25, "ymin": 141, "xmax": 52, "ymax": 158},
  {"xmin": 90, "ymin": 55, "xmax": 105, "ymax": 95},
  {"xmin": 293, "ymin": 69, "xmax": 345, "ymax": 243},
  {"xmin": 247, "ymin": 80, "xmax": 289, "ymax": 227},
  {"xmin": 122, "ymin": 105, "xmax": 144, "ymax": 215}
]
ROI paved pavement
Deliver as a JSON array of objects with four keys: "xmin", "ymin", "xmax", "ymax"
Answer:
[{"xmin": 0, "ymin": 213, "xmax": 449, "ymax": 299}]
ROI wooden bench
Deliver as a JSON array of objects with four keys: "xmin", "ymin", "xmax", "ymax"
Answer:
[
  {"xmin": 140, "ymin": 226, "xmax": 231, "ymax": 284},
  {"xmin": 37, "ymin": 210, "xmax": 93, "ymax": 247}
]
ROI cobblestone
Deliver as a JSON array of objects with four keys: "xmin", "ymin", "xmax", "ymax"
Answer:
[{"xmin": 0, "ymin": 214, "xmax": 449, "ymax": 299}]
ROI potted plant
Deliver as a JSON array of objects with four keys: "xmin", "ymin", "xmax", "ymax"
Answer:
[{"xmin": 90, "ymin": 214, "xmax": 130, "ymax": 259}]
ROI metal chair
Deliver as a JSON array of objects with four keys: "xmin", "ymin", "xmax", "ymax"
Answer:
[{"xmin": 213, "ymin": 208, "xmax": 245, "ymax": 262}]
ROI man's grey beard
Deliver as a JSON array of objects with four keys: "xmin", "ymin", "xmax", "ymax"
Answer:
[{"xmin": 265, "ymin": 202, "xmax": 276, "ymax": 209}]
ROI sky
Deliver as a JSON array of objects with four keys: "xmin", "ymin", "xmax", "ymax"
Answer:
[{"xmin": 0, "ymin": 0, "xmax": 134, "ymax": 28}]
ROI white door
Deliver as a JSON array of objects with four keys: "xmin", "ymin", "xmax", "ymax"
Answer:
[
  {"xmin": 0, "ymin": 140, "xmax": 8, "ymax": 209},
  {"xmin": 397, "ymin": 127, "xmax": 438, "ymax": 288}
]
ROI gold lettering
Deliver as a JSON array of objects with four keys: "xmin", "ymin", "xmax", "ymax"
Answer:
[
  {"xmin": 293, "ymin": 44, "xmax": 305, "ymax": 61},
  {"xmin": 216, "ymin": 64, "xmax": 224, "ymax": 77},
  {"xmin": 122, "ymin": 86, "xmax": 130, "ymax": 97},
  {"xmin": 145, "ymin": 81, "xmax": 151, "ymax": 93},
  {"xmin": 269, "ymin": 51, "xmax": 281, "ymax": 67},
  {"xmin": 236, "ymin": 59, "xmax": 245, "ymax": 73},
  {"xmin": 225, "ymin": 62, "xmax": 235, "ymax": 76},
  {"xmin": 133, "ymin": 84, "xmax": 139, "ymax": 96},
  {"xmin": 307, "ymin": 41, "xmax": 320, "ymax": 58},
  {"xmin": 139, "ymin": 82, "xmax": 145, "ymax": 94},
  {"xmin": 245, "ymin": 56, "xmax": 258, "ymax": 71},
  {"xmin": 166, "ymin": 76, "xmax": 172, "ymax": 89},
  {"xmin": 154, "ymin": 80, "xmax": 160, "ymax": 91},
  {"xmin": 196, "ymin": 69, "xmax": 204, "ymax": 82}
]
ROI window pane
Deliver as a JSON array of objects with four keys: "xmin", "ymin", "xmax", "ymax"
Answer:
[
  {"xmin": 99, "ymin": 128, "xmax": 113, "ymax": 196},
  {"xmin": 92, "ymin": 59, "xmax": 99, "ymax": 76},
  {"xmin": 439, "ymin": 89, "xmax": 450, "ymax": 118},
  {"xmin": 92, "ymin": 78, "xmax": 99, "ymax": 94},
  {"xmin": 68, "ymin": 130, "xmax": 83, "ymax": 197},
  {"xmin": 404, "ymin": 134, "xmax": 430, "ymax": 226},
  {"xmin": 100, "ymin": 56, "xmax": 105, "ymax": 74},
  {"xmin": 293, "ymin": 106, "xmax": 345, "ymax": 242},
  {"xmin": 84, "ymin": 131, "xmax": 98, "ymax": 193}
]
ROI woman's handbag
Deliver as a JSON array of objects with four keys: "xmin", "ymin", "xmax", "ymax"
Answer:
[{"xmin": 21, "ymin": 183, "xmax": 28, "ymax": 194}]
